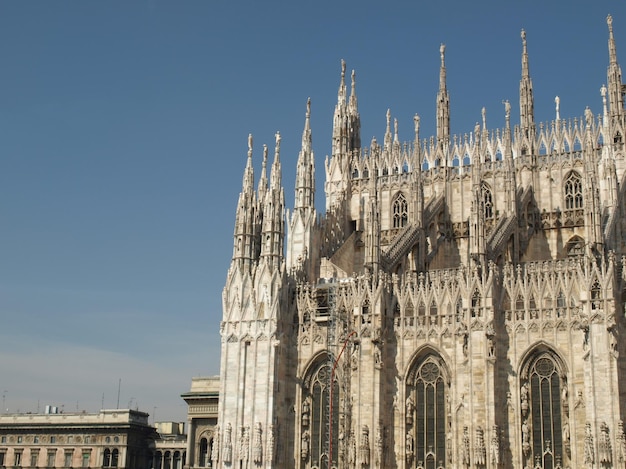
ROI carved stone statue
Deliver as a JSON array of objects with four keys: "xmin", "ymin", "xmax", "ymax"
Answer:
[
  {"xmin": 239, "ymin": 425, "xmax": 249, "ymax": 462},
  {"xmin": 267, "ymin": 424, "xmax": 275, "ymax": 465},
  {"xmin": 211, "ymin": 425, "xmax": 220, "ymax": 464},
  {"xmin": 461, "ymin": 426, "xmax": 470, "ymax": 467},
  {"xmin": 490, "ymin": 425, "xmax": 500, "ymax": 465},
  {"xmin": 348, "ymin": 429, "xmax": 356, "ymax": 465},
  {"xmin": 406, "ymin": 431, "xmax": 414, "ymax": 465},
  {"xmin": 253, "ymin": 422, "xmax": 263, "ymax": 464},
  {"xmin": 302, "ymin": 398, "xmax": 310, "ymax": 427},
  {"xmin": 599, "ymin": 421, "xmax": 612, "ymax": 464},
  {"xmin": 522, "ymin": 419, "xmax": 530, "ymax": 457},
  {"xmin": 406, "ymin": 395, "xmax": 415, "ymax": 425},
  {"xmin": 520, "ymin": 382, "xmax": 529, "ymax": 416},
  {"xmin": 584, "ymin": 422, "xmax": 595, "ymax": 465},
  {"xmin": 223, "ymin": 422, "xmax": 233, "ymax": 463},
  {"xmin": 617, "ymin": 420, "xmax": 626, "ymax": 463},
  {"xmin": 360, "ymin": 425, "xmax": 370, "ymax": 465},
  {"xmin": 474, "ymin": 426, "xmax": 486, "ymax": 466},
  {"xmin": 301, "ymin": 430, "xmax": 310, "ymax": 461}
]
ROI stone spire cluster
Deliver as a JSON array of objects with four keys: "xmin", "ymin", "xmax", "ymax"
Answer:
[{"xmin": 219, "ymin": 17, "xmax": 626, "ymax": 469}]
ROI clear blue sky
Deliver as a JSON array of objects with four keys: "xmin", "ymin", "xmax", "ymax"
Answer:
[{"xmin": 1, "ymin": 1, "xmax": 624, "ymax": 422}]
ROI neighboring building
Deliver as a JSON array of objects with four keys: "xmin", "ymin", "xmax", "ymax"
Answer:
[
  {"xmin": 218, "ymin": 15, "xmax": 626, "ymax": 469},
  {"xmin": 0, "ymin": 409, "xmax": 157, "ymax": 468},
  {"xmin": 181, "ymin": 377, "xmax": 219, "ymax": 468},
  {"xmin": 154, "ymin": 422, "xmax": 187, "ymax": 469}
]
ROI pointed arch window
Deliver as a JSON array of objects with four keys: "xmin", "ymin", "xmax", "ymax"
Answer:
[
  {"xmin": 564, "ymin": 172, "xmax": 583, "ymax": 210},
  {"xmin": 520, "ymin": 351, "xmax": 568, "ymax": 469},
  {"xmin": 406, "ymin": 355, "xmax": 448, "ymax": 468},
  {"xmin": 302, "ymin": 361, "xmax": 340, "ymax": 468},
  {"xmin": 565, "ymin": 236, "xmax": 584, "ymax": 257},
  {"xmin": 591, "ymin": 280, "xmax": 602, "ymax": 310},
  {"xmin": 392, "ymin": 193, "xmax": 409, "ymax": 228},
  {"xmin": 481, "ymin": 182, "xmax": 494, "ymax": 219}
]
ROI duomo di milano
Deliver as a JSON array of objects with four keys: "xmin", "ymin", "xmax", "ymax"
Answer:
[{"xmin": 215, "ymin": 15, "xmax": 626, "ymax": 469}]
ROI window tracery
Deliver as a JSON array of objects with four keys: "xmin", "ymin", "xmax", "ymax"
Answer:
[
  {"xmin": 481, "ymin": 182, "xmax": 494, "ymax": 219},
  {"xmin": 564, "ymin": 172, "xmax": 583, "ymax": 210},
  {"xmin": 392, "ymin": 193, "xmax": 409, "ymax": 228},
  {"xmin": 406, "ymin": 355, "xmax": 448, "ymax": 468},
  {"xmin": 520, "ymin": 350, "xmax": 568, "ymax": 469},
  {"xmin": 302, "ymin": 360, "xmax": 341, "ymax": 468}
]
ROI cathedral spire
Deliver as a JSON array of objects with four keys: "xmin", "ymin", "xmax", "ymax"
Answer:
[
  {"xmin": 349, "ymin": 69, "xmax": 358, "ymax": 114},
  {"xmin": 295, "ymin": 99, "xmax": 315, "ymax": 210},
  {"xmin": 349, "ymin": 69, "xmax": 361, "ymax": 152},
  {"xmin": 606, "ymin": 14, "xmax": 624, "ymax": 121},
  {"xmin": 270, "ymin": 131, "xmax": 282, "ymax": 190},
  {"xmin": 338, "ymin": 59, "xmax": 347, "ymax": 107},
  {"xmin": 258, "ymin": 144, "xmax": 268, "ymax": 202},
  {"xmin": 260, "ymin": 131, "xmax": 285, "ymax": 269},
  {"xmin": 519, "ymin": 29, "xmax": 536, "ymax": 138},
  {"xmin": 436, "ymin": 44, "xmax": 450, "ymax": 151},
  {"xmin": 232, "ymin": 134, "xmax": 258, "ymax": 268}
]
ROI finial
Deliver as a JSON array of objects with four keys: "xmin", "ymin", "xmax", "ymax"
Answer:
[
  {"xmin": 503, "ymin": 100, "xmax": 511, "ymax": 123},
  {"xmin": 341, "ymin": 59, "xmax": 346, "ymax": 78},
  {"xmin": 263, "ymin": 143, "xmax": 268, "ymax": 161},
  {"xmin": 440, "ymin": 43, "xmax": 446, "ymax": 65},
  {"xmin": 555, "ymin": 96, "xmax": 560, "ymax": 120},
  {"xmin": 585, "ymin": 107, "xmax": 593, "ymax": 127},
  {"xmin": 414, "ymin": 114, "xmax": 420, "ymax": 141},
  {"xmin": 275, "ymin": 131, "xmax": 281, "ymax": 155},
  {"xmin": 248, "ymin": 133, "xmax": 253, "ymax": 158},
  {"xmin": 608, "ymin": 14, "xmax": 613, "ymax": 33},
  {"xmin": 386, "ymin": 109, "xmax": 391, "ymax": 128},
  {"xmin": 306, "ymin": 97, "xmax": 311, "ymax": 117},
  {"xmin": 521, "ymin": 29, "xmax": 526, "ymax": 43},
  {"xmin": 482, "ymin": 107, "xmax": 487, "ymax": 129},
  {"xmin": 351, "ymin": 70, "xmax": 356, "ymax": 89},
  {"xmin": 394, "ymin": 118, "xmax": 399, "ymax": 142}
]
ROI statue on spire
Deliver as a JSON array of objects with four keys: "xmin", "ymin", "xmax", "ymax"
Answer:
[
  {"xmin": 440, "ymin": 43, "xmax": 446, "ymax": 65},
  {"xmin": 275, "ymin": 131, "xmax": 281, "ymax": 155},
  {"xmin": 248, "ymin": 133, "xmax": 253, "ymax": 158}
]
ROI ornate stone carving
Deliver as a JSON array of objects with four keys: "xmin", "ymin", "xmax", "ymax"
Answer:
[
  {"xmin": 267, "ymin": 424, "xmax": 275, "ymax": 465},
  {"xmin": 490, "ymin": 425, "xmax": 500, "ymax": 465},
  {"xmin": 223, "ymin": 423, "xmax": 233, "ymax": 464},
  {"xmin": 360, "ymin": 425, "xmax": 370, "ymax": 465},
  {"xmin": 474, "ymin": 426, "xmax": 486, "ymax": 466},
  {"xmin": 599, "ymin": 421, "xmax": 612, "ymax": 464},
  {"xmin": 211, "ymin": 425, "xmax": 220, "ymax": 464},
  {"xmin": 617, "ymin": 420, "xmax": 626, "ymax": 464},
  {"xmin": 239, "ymin": 425, "xmax": 249, "ymax": 462},
  {"xmin": 461, "ymin": 426, "xmax": 470, "ymax": 467},
  {"xmin": 301, "ymin": 430, "xmax": 310, "ymax": 461},
  {"xmin": 584, "ymin": 422, "xmax": 595, "ymax": 465},
  {"xmin": 253, "ymin": 422, "xmax": 263, "ymax": 464}
]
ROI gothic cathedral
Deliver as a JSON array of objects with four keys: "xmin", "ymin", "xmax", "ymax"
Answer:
[{"xmin": 215, "ymin": 16, "xmax": 626, "ymax": 469}]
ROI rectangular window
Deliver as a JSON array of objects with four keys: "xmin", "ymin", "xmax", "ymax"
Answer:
[
  {"xmin": 67, "ymin": 436, "xmax": 73, "ymax": 444},
  {"xmin": 34, "ymin": 435, "xmax": 39, "ymax": 443},
  {"xmin": 50, "ymin": 436, "xmax": 56, "ymax": 444},
  {"xmin": 0, "ymin": 452, "xmax": 5, "ymax": 465},
  {"xmin": 30, "ymin": 450, "xmax": 39, "ymax": 467},
  {"xmin": 84, "ymin": 436, "xmax": 90, "ymax": 444},
  {"xmin": 0, "ymin": 436, "xmax": 5, "ymax": 443},
  {"xmin": 81, "ymin": 452, "xmax": 90, "ymax": 468},
  {"xmin": 47, "ymin": 451, "xmax": 56, "ymax": 467},
  {"xmin": 14, "ymin": 450, "xmax": 22, "ymax": 466},
  {"xmin": 17, "ymin": 436, "xmax": 22, "ymax": 443},
  {"xmin": 64, "ymin": 451, "xmax": 72, "ymax": 467}
]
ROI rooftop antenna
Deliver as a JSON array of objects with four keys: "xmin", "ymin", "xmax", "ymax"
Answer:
[{"xmin": 116, "ymin": 378, "xmax": 121, "ymax": 409}]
